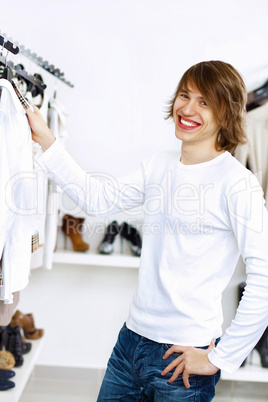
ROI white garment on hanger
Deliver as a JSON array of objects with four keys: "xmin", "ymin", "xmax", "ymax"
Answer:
[
  {"xmin": 48, "ymin": 98, "xmax": 68, "ymax": 143},
  {"xmin": 0, "ymin": 79, "xmax": 34, "ymax": 303},
  {"xmin": 42, "ymin": 98, "xmax": 68, "ymax": 270},
  {"xmin": 30, "ymin": 93, "xmax": 49, "ymax": 270}
]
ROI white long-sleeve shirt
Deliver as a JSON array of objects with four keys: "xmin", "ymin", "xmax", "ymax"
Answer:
[{"xmin": 35, "ymin": 140, "xmax": 268, "ymax": 373}]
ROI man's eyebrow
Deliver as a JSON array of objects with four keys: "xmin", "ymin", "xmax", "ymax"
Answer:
[{"xmin": 179, "ymin": 89, "xmax": 206, "ymax": 100}]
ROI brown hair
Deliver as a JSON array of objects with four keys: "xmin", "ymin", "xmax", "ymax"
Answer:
[{"xmin": 165, "ymin": 60, "xmax": 248, "ymax": 153}]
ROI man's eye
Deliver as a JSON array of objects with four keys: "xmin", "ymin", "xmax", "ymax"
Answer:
[
  {"xmin": 201, "ymin": 101, "xmax": 208, "ymax": 106},
  {"xmin": 180, "ymin": 93, "xmax": 188, "ymax": 99}
]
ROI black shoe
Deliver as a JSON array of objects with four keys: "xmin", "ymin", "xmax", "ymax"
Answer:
[
  {"xmin": 21, "ymin": 338, "xmax": 32, "ymax": 354},
  {"xmin": 99, "ymin": 221, "xmax": 120, "ymax": 255},
  {"xmin": 0, "ymin": 369, "xmax": 15, "ymax": 379},
  {"xmin": 5, "ymin": 325, "xmax": 24, "ymax": 367},
  {"xmin": 120, "ymin": 222, "xmax": 142, "ymax": 257},
  {"xmin": 0, "ymin": 379, "xmax": 15, "ymax": 391},
  {"xmin": 0, "ymin": 327, "xmax": 5, "ymax": 350},
  {"xmin": 255, "ymin": 327, "xmax": 268, "ymax": 367}
]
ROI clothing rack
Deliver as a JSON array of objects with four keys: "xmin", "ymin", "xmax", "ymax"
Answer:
[
  {"xmin": 0, "ymin": 31, "xmax": 74, "ymax": 88},
  {"xmin": 0, "ymin": 35, "xmax": 19, "ymax": 55},
  {"xmin": 247, "ymin": 78, "xmax": 268, "ymax": 112}
]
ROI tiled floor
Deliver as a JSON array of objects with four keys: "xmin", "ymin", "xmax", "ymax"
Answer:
[
  {"xmin": 20, "ymin": 377, "xmax": 99, "ymax": 402},
  {"xmin": 17, "ymin": 367, "xmax": 268, "ymax": 402},
  {"xmin": 18, "ymin": 366, "xmax": 103, "ymax": 402}
]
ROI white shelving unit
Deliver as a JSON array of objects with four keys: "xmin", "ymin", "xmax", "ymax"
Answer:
[
  {"xmin": 53, "ymin": 249, "xmax": 140, "ymax": 269},
  {"xmin": 221, "ymin": 350, "xmax": 268, "ymax": 383},
  {"xmin": 222, "ymin": 365, "xmax": 268, "ymax": 383},
  {"xmin": 1, "ymin": 337, "xmax": 45, "ymax": 402}
]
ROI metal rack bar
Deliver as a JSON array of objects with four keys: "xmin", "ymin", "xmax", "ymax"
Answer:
[{"xmin": 0, "ymin": 31, "xmax": 74, "ymax": 88}]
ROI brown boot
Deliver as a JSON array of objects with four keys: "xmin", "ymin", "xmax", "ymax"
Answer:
[
  {"xmin": 22, "ymin": 313, "xmax": 44, "ymax": 340},
  {"xmin": 9, "ymin": 310, "xmax": 24, "ymax": 328},
  {"xmin": 62, "ymin": 214, "xmax": 89, "ymax": 252},
  {"xmin": 10, "ymin": 310, "xmax": 44, "ymax": 340}
]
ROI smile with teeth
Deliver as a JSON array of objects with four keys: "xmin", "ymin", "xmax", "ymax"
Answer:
[
  {"xmin": 178, "ymin": 116, "xmax": 201, "ymax": 130},
  {"xmin": 179, "ymin": 116, "xmax": 200, "ymax": 127},
  {"xmin": 180, "ymin": 117, "xmax": 200, "ymax": 127}
]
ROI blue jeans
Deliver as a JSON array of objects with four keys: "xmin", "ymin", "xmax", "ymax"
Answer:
[{"xmin": 97, "ymin": 323, "xmax": 221, "ymax": 401}]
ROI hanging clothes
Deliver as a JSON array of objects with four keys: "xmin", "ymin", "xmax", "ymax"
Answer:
[
  {"xmin": 235, "ymin": 102, "xmax": 268, "ymax": 205},
  {"xmin": 0, "ymin": 79, "xmax": 35, "ymax": 304},
  {"xmin": 42, "ymin": 98, "xmax": 68, "ymax": 270},
  {"xmin": 30, "ymin": 93, "xmax": 49, "ymax": 270}
]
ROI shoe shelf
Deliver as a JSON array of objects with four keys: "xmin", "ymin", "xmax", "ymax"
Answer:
[
  {"xmin": 53, "ymin": 249, "xmax": 140, "ymax": 269},
  {"xmin": 2, "ymin": 337, "xmax": 45, "ymax": 402},
  {"xmin": 221, "ymin": 365, "xmax": 268, "ymax": 383},
  {"xmin": 221, "ymin": 350, "xmax": 268, "ymax": 383}
]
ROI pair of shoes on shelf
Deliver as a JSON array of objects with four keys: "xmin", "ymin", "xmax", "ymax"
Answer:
[
  {"xmin": 1, "ymin": 310, "xmax": 44, "ymax": 367},
  {"xmin": 99, "ymin": 221, "xmax": 142, "ymax": 257},
  {"xmin": 0, "ymin": 367, "xmax": 15, "ymax": 391},
  {"xmin": 62, "ymin": 214, "xmax": 90, "ymax": 252}
]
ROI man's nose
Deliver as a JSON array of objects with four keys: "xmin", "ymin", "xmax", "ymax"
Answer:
[{"xmin": 182, "ymin": 101, "xmax": 196, "ymax": 116}]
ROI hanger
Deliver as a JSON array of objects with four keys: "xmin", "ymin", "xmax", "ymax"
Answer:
[
  {"xmin": 0, "ymin": 55, "xmax": 13, "ymax": 83},
  {"xmin": 0, "ymin": 35, "xmax": 19, "ymax": 55},
  {"xmin": 0, "ymin": 31, "xmax": 74, "ymax": 87},
  {"xmin": 0, "ymin": 35, "xmax": 19, "ymax": 83},
  {"xmin": 14, "ymin": 65, "xmax": 47, "ymax": 92},
  {"xmin": 247, "ymin": 79, "xmax": 268, "ymax": 111}
]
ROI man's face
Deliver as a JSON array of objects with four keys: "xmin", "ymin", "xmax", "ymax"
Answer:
[{"xmin": 173, "ymin": 83, "xmax": 221, "ymax": 147}]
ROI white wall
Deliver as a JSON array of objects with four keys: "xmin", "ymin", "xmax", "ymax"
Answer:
[
  {"xmin": 2, "ymin": 0, "xmax": 268, "ymax": 176},
  {"xmin": 1, "ymin": 0, "xmax": 267, "ymax": 368}
]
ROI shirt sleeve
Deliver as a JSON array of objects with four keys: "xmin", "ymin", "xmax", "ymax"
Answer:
[
  {"xmin": 208, "ymin": 172, "xmax": 268, "ymax": 373},
  {"xmin": 34, "ymin": 139, "xmax": 146, "ymax": 216}
]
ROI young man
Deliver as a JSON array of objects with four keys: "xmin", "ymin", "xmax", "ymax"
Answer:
[{"xmin": 26, "ymin": 61, "xmax": 268, "ymax": 401}]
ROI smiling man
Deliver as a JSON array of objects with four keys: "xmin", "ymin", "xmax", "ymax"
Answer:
[
  {"xmin": 173, "ymin": 86, "xmax": 223, "ymax": 161},
  {"xmin": 26, "ymin": 61, "xmax": 268, "ymax": 401}
]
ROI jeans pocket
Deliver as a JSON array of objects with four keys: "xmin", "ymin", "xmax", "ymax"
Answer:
[
  {"xmin": 163, "ymin": 343, "xmax": 182, "ymax": 360},
  {"xmin": 163, "ymin": 343, "xmax": 172, "ymax": 351}
]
